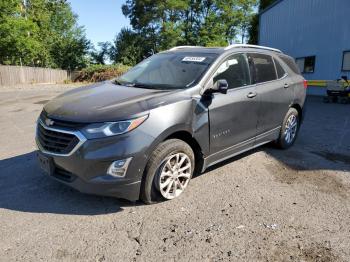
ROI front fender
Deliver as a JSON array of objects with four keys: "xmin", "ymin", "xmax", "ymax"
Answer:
[{"xmin": 140, "ymin": 98, "xmax": 210, "ymax": 166}]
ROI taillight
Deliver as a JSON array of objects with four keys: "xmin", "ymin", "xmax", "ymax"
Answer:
[{"xmin": 303, "ymin": 80, "xmax": 308, "ymax": 88}]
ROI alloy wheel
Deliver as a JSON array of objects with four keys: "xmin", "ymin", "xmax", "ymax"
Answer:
[
  {"xmin": 284, "ymin": 114, "xmax": 298, "ymax": 144},
  {"xmin": 157, "ymin": 153, "xmax": 192, "ymax": 200}
]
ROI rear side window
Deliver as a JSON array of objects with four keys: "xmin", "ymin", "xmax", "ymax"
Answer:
[
  {"xmin": 213, "ymin": 53, "xmax": 251, "ymax": 89},
  {"xmin": 274, "ymin": 58, "xmax": 286, "ymax": 79},
  {"xmin": 248, "ymin": 53, "xmax": 277, "ymax": 83},
  {"xmin": 279, "ymin": 55, "xmax": 301, "ymax": 75}
]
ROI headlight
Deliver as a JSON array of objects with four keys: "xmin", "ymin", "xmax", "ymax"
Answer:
[{"xmin": 82, "ymin": 115, "xmax": 148, "ymax": 139}]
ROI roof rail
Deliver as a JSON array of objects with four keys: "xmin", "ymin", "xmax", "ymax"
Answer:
[
  {"xmin": 169, "ymin": 46, "xmax": 203, "ymax": 51},
  {"xmin": 224, "ymin": 44, "xmax": 282, "ymax": 53}
]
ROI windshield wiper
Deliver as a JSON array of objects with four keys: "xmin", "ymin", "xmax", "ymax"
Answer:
[
  {"xmin": 116, "ymin": 80, "xmax": 180, "ymax": 90},
  {"xmin": 127, "ymin": 82, "xmax": 162, "ymax": 89},
  {"xmin": 115, "ymin": 79, "xmax": 133, "ymax": 86},
  {"xmin": 114, "ymin": 79, "xmax": 122, "ymax": 85}
]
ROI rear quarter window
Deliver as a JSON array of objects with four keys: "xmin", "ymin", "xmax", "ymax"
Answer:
[
  {"xmin": 279, "ymin": 55, "xmax": 301, "ymax": 75},
  {"xmin": 274, "ymin": 58, "xmax": 287, "ymax": 79}
]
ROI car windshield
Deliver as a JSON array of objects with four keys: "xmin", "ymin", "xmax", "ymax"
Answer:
[{"xmin": 116, "ymin": 52, "xmax": 218, "ymax": 90}]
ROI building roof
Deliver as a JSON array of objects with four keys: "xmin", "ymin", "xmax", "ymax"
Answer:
[{"xmin": 259, "ymin": 0, "xmax": 286, "ymax": 15}]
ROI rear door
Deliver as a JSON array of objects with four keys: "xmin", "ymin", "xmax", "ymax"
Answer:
[
  {"xmin": 207, "ymin": 53, "xmax": 259, "ymax": 158},
  {"xmin": 248, "ymin": 53, "xmax": 293, "ymax": 143}
]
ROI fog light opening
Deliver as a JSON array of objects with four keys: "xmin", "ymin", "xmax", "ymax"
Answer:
[{"xmin": 107, "ymin": 158, "xmax": 132, "ymax": 178}]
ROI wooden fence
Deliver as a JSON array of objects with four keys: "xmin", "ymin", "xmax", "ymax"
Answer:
[{"xmin": 0, "ymin": 65, "xmax": 69, "ymax": 86}]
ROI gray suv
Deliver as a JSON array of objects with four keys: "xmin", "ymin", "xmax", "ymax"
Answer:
[{"xmin": 36, "ymin": 44, "xmax": 306, "ymax": 204}]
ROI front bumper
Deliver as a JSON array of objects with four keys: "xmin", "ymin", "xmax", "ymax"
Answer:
[
  {"xmin": 36, "ymin": 125, "xmax": 156, "ymax": 201},
  {"xmin": 43, "ymin": 158, "xmax": 142, "ymax": 201}
]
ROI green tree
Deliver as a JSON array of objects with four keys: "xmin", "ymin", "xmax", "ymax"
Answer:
[
  {"xmin": 248, "ymin": 0, "xmax": 276, "ymax": 44},
  {"xmin": 46, "ymin": 0, "xmax": 91, "ymax": 69},
  {"xmin": 0, "ymin": 0, "xmax": 91, "ymax": 70},
  {"xmin": 50, "ymin": 26, "xmax": 91, "ymax": 70},
  {"xmin": 91, "ymin": 42, "xmax": 112, "ymax": 65},
  {"xmin": 235, "ymin": 0, "xmax": 258, "ymax": 43},
  {"xmin": 0, "ymin": 0, "xmax": 43, "ymax": 65},
  {"xmin": 117, "ymin": 0, "xmax": 258, "ymax": 65},
  {"xmin": 110, "ymin": 28, "xmax": 148, "ymax": 66}
]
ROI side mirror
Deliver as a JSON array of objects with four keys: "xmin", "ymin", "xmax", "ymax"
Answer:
[{"xmin": 212, "ymin": 79, "xmax": 228, "ymax": 94}]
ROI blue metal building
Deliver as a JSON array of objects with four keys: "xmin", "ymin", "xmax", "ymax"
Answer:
[{"xmin": 259, "ymin": 0, "xmax": 350, "ymax": 82}]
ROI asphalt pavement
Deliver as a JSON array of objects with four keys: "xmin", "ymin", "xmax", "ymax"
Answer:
[{"xmin": 0, "ymin": 85, "xmax": 349, "ymax": 261}]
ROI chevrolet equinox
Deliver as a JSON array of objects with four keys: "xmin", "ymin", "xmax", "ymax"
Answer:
[{"xmin": 36, "ymin": 44, "xmax": 307, "ymax": 204}]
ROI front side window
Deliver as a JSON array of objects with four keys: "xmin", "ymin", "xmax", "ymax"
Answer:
[
  {"xmin": 117, "ymin": 52, "xmax": 218, "ymax": 89},
  {"xmin": 248, "ymin": 53, "xmax": 277, "ymax": 83},
  {"xmin": 213, "ymin": 53, "xmax": 251, "ymax": 89},
  {"xmin": 296, "ymin": 56, "xmax": 316, "ymax": 73},
  {"xmin": 342, "ymin": 51, "xmax": 350, "ymax": 71}
]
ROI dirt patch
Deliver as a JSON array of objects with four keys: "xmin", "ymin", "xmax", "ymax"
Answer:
[
  {"xmin": 265, "ymin": 162, "xmax": 349, "ymax": 198},
  {"xmin": 271, "ymin": 241, "xmax": 339, "ymax": 262},
  {"xmin": 9, "ymin": 108, "xmax": 23, "ymax": 113},
  {"xmin": 55, "ymin": 248, "xmax": 88, "ymax": 260},
  {"xmin": 0, "ymin": 100, "xmax": 17, "ymax": 106}
]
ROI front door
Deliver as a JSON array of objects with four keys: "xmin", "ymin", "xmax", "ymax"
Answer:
[{"xmin": 207, "ymin": 53, "xmax": 259, "ymax": 162}]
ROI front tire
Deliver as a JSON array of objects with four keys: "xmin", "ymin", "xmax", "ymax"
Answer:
[
  {"xmin": 140, "ymin": 139, "xmax": 195, "ymax": 204},
  {"xmin": 276, "ymin": 108, "xmax": 300, "ymax": 149}
]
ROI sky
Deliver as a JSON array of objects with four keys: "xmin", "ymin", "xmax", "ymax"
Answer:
[{"xmin": 69, "ymin": 0, "xmax": 130, "ymax": 49}]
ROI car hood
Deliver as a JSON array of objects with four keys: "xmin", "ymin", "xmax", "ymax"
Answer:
[{"xmin": 44, "ymin": 81, "xmax": 187, "ymax": 123}]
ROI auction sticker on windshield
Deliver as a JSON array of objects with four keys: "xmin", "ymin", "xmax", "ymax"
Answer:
[{"xmin": 182, "ymin": 57, "xmax": 206, "ymax": 62}]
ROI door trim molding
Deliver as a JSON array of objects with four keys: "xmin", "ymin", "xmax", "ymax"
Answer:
[
  {"xmin": 255, "ymin": 126, "xmax": 281, "ymax": 141},
  {"xmin": 203, "ymin": 126, "xmax": 281, "ymax": 171}
]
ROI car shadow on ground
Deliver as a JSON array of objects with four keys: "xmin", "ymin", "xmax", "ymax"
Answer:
[
  {"xmin": 198, "ymin": 141, "xmax": 350, "ymax": 177},
  {"xmin": 200, "ymin": 96, "xmax": 350, "ymax": 177},
  {"xmin": 0, "ymin": 151, "xmax": 141, "ymax": 215}
]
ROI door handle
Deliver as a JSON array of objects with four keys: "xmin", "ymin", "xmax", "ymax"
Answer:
[
  {"xmin": 247, "ymin": 92, "xmax": 257, "ymax": 98},
  {"xmin": 284, "ymin": 83, "xmax": 290, "ymax": 88}
]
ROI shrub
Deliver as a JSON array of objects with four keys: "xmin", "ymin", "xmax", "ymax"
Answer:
[{"xmin": 74, "ymin": 64, "xmax": 130, "ymax": 82}]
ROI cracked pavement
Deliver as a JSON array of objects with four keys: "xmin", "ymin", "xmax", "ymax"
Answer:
[{"xmin": 0, "ymin": 85, "xmax": 350, "ymax": 261}]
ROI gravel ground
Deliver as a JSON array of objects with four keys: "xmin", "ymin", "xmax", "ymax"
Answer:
[{"xmin": 0, "ymin": 85, "xmax": 349, "ymax": 262}]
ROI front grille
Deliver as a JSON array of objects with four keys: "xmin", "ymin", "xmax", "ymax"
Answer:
[{"xmin": 37, "ymin": 123, "xmax": 80, "ymax": 154}]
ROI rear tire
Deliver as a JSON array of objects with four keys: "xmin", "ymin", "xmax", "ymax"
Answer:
[
  {"xmin": 276, "ymin": 108, "xmax": 300, "ymax": 149},
  {"xmin": 140, "ymin": 139, "xmax": 195, "ymax": 204}
]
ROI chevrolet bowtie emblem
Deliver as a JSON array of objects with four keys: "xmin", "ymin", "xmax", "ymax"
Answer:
[{"xmin": 45, "ymin": 118, "xmax": 54, "ymax": 126}]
